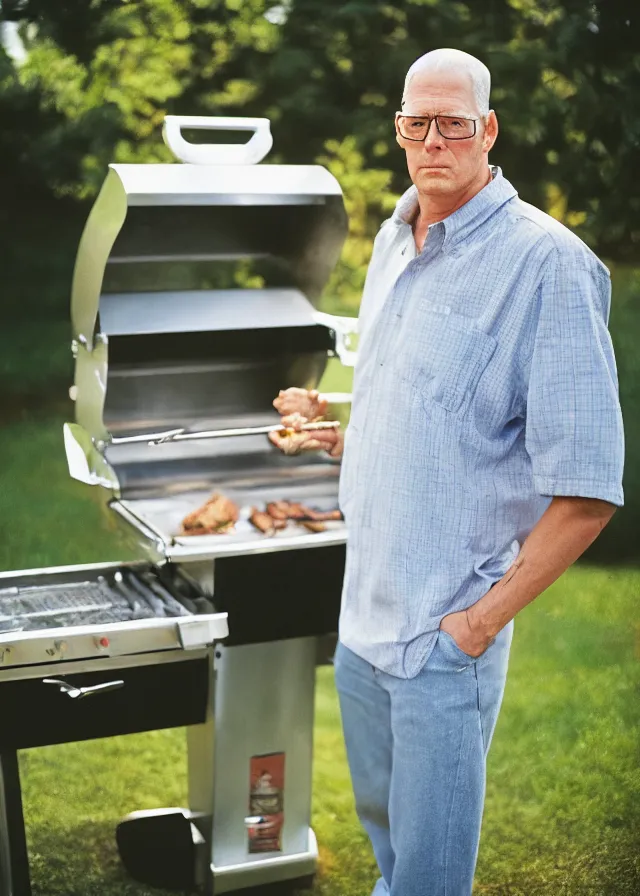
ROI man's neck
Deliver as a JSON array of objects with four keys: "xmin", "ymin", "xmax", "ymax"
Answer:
[{"xmin": 413, "ymin": 165, "xmax": 493, "ymax": 231}]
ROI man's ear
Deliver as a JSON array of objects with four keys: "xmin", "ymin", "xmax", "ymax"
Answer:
[
  {"xmin": 483, "ymin": 110, "xmax": 498, "ymax": 153},
  {"xmin": 394, "ymin": 116, "xmax": 404, "ymax": 148}
]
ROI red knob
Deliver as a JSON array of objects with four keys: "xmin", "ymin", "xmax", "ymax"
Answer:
[{"xmin": 99, "ymin": 637, "xmax": 110, "ymax": 648}]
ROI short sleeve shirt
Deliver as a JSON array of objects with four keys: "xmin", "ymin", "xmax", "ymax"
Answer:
[{"xmin": 338, "ymin": 167, "xmax": 625, "ymax": 679}]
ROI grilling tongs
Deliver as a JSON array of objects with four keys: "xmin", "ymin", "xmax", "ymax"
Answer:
[
  {"xmin": 112, "ymin": 420, "xmax": 342, "ymax": 447},
  {"xmin": 111, "ymin": 391, "xmax": 351, "ymax": 447}
]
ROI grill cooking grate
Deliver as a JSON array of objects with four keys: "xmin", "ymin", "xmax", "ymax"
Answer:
[{"xmin": 0, "ymin": 570, "xmax": 193, "ymax": 632}]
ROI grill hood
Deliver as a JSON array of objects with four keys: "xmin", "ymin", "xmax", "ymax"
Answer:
[{"xmin": 65, "ymin": 117, "xmax": 352, "ymax": 498}]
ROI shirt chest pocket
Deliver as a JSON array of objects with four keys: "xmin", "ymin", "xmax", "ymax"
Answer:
[{"xmin": 403, "ymin": 306, "xmax": 497, "ymax": 415}]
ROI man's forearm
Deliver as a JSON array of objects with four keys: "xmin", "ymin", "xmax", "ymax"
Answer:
[{"xmin": 467, "ymin": 496, "xmax": 617, "ymax": 641}]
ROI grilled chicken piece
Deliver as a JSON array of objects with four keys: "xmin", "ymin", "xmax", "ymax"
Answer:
[
  {"xmin": 266, "ymin": 501, "xmax": 293, "ymax": 521},
  {"xmin": 266, "ymin": 501, "xmax": 342, "ymax": 523},
  {"xmin": 271, "ymin": 412, "xmax": 336, "ymax": 456},
  {"xmin": 249, "ymin": 508, "xmax": 287, "ymax": 535},
  {"xmin": 299, "ymin": 507, "xmax": 343, "ymax": 522},
  {"xmin": 181, "ymin": 520, "xmax": 236, "ymax": 537},
  {"xmin": 273, "ymin": 429, "xmax": 319, "ymax": 456},
  {"xmin": 181, "ymin": 493, "xmax": 239, "ymax": 535},
  {"xmin": 300, "ymin": 520, "xmax": 327, "ymax": 533},
  {"xmin": 266, "ymin": 501, "xmax": 307, "ymax": 520}
]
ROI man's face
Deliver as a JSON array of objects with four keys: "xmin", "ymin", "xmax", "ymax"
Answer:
[{"xmin": 396, "ymin": 70, "xmax": 498, "ymax": 197}]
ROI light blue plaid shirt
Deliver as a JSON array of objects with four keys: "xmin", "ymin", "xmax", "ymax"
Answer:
[{"xmin": 338, "ymin": 167, "xmax": 625, "ymax": 679}]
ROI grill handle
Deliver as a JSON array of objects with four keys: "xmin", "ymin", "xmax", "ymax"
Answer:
[
  {"xmin": 314, "ymin": 311, "xmax": 358, "ymax": 367},
  {"xmin": 162, "ymin": 115, "xmax": 273, "ymax": 166},
  {"xmin": 43, "ymin": 678, "xmax": 125, "ymax": 700}
]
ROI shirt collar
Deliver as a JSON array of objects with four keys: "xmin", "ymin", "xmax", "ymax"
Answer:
[{"xmin": 391, "ymin": 166, "xmax": 518, "ymax": 251}]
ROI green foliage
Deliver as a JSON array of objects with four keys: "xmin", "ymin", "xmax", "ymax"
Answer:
[
  {"xmin": 224, "ymin": 0, "xmax": 640, "ymax": 263},
  {"xmin": 7, "ymin": 0, "xmax": 196, "ymax": 198},
  {"xmin": 318, "ymin": 137, "xmax": 397, "ymax": 314},
  {"xmin": 2, "ymin": 0, "xmax": 639, "ymax": 261},
  {"xmin": 588, "ymin": 264, "xmax": 640, "ymax": 562}
]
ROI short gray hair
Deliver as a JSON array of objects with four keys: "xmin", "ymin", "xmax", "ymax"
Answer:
[{"xmin": 402, "ymin": 48, "xmax": 491, "ymax": 116}]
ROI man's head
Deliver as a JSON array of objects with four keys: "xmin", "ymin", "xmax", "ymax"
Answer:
[{"xmin": 396, "ymin": 48, "xmax": 498, "ymax": 199}]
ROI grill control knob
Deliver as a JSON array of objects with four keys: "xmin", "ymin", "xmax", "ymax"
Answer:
[{"xmin": 97, "ymin": 637, "xmax": 110, "ymax": 649}]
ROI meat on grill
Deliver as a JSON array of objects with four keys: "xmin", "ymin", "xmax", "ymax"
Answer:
[
  {"xmin": 302, "ymin": 507, "xmax": 343, "ymax": 522},
  {"xmin": 273, "ymin": 427, "xmax": 320, "ymax": 456},
  {"xmin": 271, "ymin": 412, "xmax": 335, "ymax": 456},
  {"xmin": 249, "ymin": 508, "xmax": 287, "ymax": 536},
  {"xmin": 301, "ymin": 521, "xmax": 329, "ymax": 533},
  {"xmin": 181, "ymin": 493, "xmax": 239, "ymax": 535},
  {"xmin": 266, "ymin": 501, "xmax": 342, "ymax": 523},
  {"xmin": 266, "ymin": 501, "xmax": 305, "ymax": 521},
  {"xmin": 181, "ymin": 496, "xmax": 341, "ymax": 537},
  {"xmin": 250, "ymin": 500, "xmax": 343, "ymax": 535}
]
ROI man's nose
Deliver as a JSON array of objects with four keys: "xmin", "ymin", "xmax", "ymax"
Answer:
[{"xmin": 423, "ymin": 118, "xmax": 445, "ymax": 150}]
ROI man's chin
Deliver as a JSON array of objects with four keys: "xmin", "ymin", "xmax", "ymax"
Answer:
[{"xmin": 414, "ymin": 169, "xmax": 454, "ymax": 192}]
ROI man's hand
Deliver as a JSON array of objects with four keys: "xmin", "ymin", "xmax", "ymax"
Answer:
[
  {"xmin": 270, "ymin": 388, "xmax": 344, "ymax": 458},
  {"xmin": 439, "ymin": 610, "xmax": 493, "ymax": 658},
  {"xmin": 273, "ymin": 388, "xmax": 328, "ymax": 420},
  {"xmin": 268, "ymin": 414, "xmax": 344, "ymax": 458}
]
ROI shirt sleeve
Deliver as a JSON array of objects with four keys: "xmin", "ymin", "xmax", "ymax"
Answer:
[{"xmin": 524, "ymin": 247, "xmax": 625, "ymax": 506}]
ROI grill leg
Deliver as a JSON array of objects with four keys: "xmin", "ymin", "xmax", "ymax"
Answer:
[
  {"xmin": 198, "ymin": 637, "xmax": 318, "ymax": 894},
  {"xmin": 187, "ymin": 654, "xmax": 216, "ymax": 895},
  {"xmin": 0, "ymin": 751, "xmax": 31, "ymax": 896}
]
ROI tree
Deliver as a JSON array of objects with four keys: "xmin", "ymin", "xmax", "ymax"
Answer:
[
  {"xmin": 1, "ymin": 0, "xmax": 639, "ymax": 298},
  {"xmin": 240, "ymin": 0, "xmax": 640, "ymax": 263}
]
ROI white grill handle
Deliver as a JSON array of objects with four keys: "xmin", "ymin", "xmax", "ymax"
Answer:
[{"xmin": 162, "ymin": 115, "xmax": 273, "ymax": 165}]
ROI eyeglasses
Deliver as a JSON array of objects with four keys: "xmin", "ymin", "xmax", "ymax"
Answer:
[{"xmin": 396, "ymin": 114, "xmax": 478, "ymax": 141}]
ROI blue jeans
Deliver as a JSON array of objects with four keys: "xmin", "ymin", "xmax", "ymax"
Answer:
[{"xmin": 333, "ymin": 621, "xmax": 513, "ymax": 896}]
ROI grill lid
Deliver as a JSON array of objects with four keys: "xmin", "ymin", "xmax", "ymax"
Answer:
[{"xmin": 65, "ymin": 117, "xmax": 352, "ymax": 498}]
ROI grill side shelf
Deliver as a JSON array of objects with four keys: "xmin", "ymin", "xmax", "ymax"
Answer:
[{"xmin": 0, "ymin": 565, "xmax": 228, "ymax": 669}]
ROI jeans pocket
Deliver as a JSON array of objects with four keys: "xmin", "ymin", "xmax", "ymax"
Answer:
[{"xmin": 437, "ymin": 630, "xmax": 481, "ymax": 671}]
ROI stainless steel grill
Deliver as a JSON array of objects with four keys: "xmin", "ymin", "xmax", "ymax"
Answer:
[{"xmin": 0, "ymin": 116, "xmax": 352, "ymax": 896}]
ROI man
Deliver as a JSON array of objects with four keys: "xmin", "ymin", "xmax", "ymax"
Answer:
[{"xmin": 270, "ymin": 48, "xmax": 625, "ymax": 896}]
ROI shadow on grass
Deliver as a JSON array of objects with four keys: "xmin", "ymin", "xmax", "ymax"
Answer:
[
  {"xmin": 27, "ymin": 820, "xmax": 319, "ymax": 896},
  {"xmin": 28, "ymin": 818, "xmax": 166, "ymax": 896}
]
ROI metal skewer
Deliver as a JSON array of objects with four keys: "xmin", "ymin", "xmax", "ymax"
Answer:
[{"xmin": 111, "ymin": 420, "xmax": 341, "ymax": 447}]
